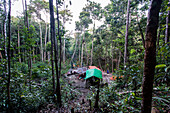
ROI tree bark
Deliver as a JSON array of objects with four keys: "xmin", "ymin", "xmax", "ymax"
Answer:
[
  {"xmin": 90, "ymin": 38, "xmax": 93, "ymax": 66},
  {"xmin": 79, "ymin": 34, "xmax": 81, "ymax": 64},
  {"xmin": 18, "ymin": 25, "xmax": 21, "ymax": 63},
  {"xmin": 85, "ymin": 42, "xmax": 89, "ymax": 67},
  {"xmin": 141, "ymin": 0, "xmax": 162, "ymax": 113},
  {"xmin": 44, "ymin": 21, "xmax": 48, "ymax": 61},
  {"xmin": 94, "ymin": 79, "xmax": 100, "ymax": 109},
  {"xmin": 49, "ymin": 0, "xmax": 56, "ymax": 102},
  {"xmin": 56, "ymin": 0, "xmax": 62, "ymax": 78},
  {"xmin": 165, "ymin": 2, "xmax": 170, "ymax": 44},
  {"xmin": 25, "ymin": 0, "xmax": 32, "ymax": 92},
  {"xmin": 71, "ymin": 38, "xmax": 78, "ymax": 63},
  {"xmin": 55, "ymin": 0, "xmax": 62, "ymax": 107},
  {"xmin": 63, "ymin": 1, "xmax": 66, "ymax": 65},
  {"xmin": 48, "ymin": 24, "xmax": 50, "ymax": 63},
  {"xmin": 90, "ymin": 23, "xmax": 95, "ymax": 66},
  {"xmin": 124, "ymin": 0, "xmax": 130, "ymax": 69},
  {"xmin": 136, "ymin": 12, "xmax": 145, "ymax": 48},
  {"xmin": 3, "ymin": 0, "xmax": 8, "ymax": 75},
  {"xmin": 157, "ymin": 25, "xmax": 161, "ymax": 48},
  {"xmin": 39, "ymin": 22, "xmax": 43, "ymax": 62},
  {"xmin": 7, "ymin": 0, "xmax": 11, "ymax": 111},
  {"xmin": 81, "ymin": 28, "xmax": 85, "ymax": 67},
  {"xmin": 117, "ymin": 48, "xmax": 121, "ymax": 70}
]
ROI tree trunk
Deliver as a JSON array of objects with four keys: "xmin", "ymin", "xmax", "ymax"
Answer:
[
  {"xmin": 56, "ymin": 0, "xmax": 62, "ymax": 78},
  {"xmin": 71, "ymin": 38, "xmax": 78, "ymax": 63},
  {"xmin": 94, "ymin": 79, "xmax": 100, "ymax": 109},
  {"xmin": 124, "ymin": 0, "xmax": 130, "ymax": 69},
  {"xmin": 63, "ymin": 38, "xmax": 66, "ymax": 64},
  {"xmin": 85, "ymin": 42, "xmax": 89, "ymax": 67},
  {"xmin": 7, "ymin": 0, "xmax": 11, "ymax": 111},
  {"xmin": 81, "ymin": 28, "xmax": 85, "ymax": 67},
  {"xmin": 39, "ymin": 22, "xmax": 43, "ymax": 62},
  {"xmin": 63, "ymin": 1, "xmax": 66, "ymax": 65},
  {"xmin": 33, "ymin": 47, "xmax": 35, "ymax": 63},
  {"xmin": 48, "ymin": 24, "xmax": 50, "ymax": 63},
  {"xmin": 3, "ymin": 0, "xmax": 8, "ymax": 76},
  {"xmin": 90, "ymin": 38, "xmax": 93, "ymax": 66},
  {"xmin": 157, "ymin": 25, "xmax": 161, "ymax": 48},
  {"xmin": 141, "ymin": 0, "xmax": 162, "ymax": 113},
  {"xmin": 90, "ymin": 23, "xmax": 95, "ymax": 66},
  {"xmin": 79, "ymin": 35, "xmax": 81, "ymax": 64},
  {"xmin": 49, "ymin": 0, "xmax": 56, "ymax": 102},
  {"xmin": 55, "ymin": 0, "xmax": 62, "ymax": 107},
  {"xmin": 25, "ymin": 0, "xmax": 32, "ymax": 92},
  {"xmin": 136, "ymin": 11, "xmax": 145, "ymax": 48},
  {"xmin": 18, "ymin": 25, "xmax": 21, "ymax": 63},
  {"xmin": 44, "ymin": 21, "xmax": 48, "ymax": 61},
  {"xmin": 117, "ymin": 49, "xmax": 121, "ymax": 70},
  {"xmin": 165, "ymin": 3, "xmax": 170, "ymax": 44},
  {"xmin": 111, "ymin": 44, "xmax": 114, "ymax": 73}
]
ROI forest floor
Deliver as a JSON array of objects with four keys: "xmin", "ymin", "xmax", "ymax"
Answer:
[{"xmin": 38, "ymin": 71, "xmax": 113, "ymax": 113}]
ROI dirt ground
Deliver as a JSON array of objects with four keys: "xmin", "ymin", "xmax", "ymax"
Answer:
[{"xmin": 38, "ymin": 72, "xmax": 113, "ymax": 113}]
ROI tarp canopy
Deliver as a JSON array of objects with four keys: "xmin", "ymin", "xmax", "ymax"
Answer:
[
  {"xmin": 88, "ymin": 66, "xmax": 101, "ymax": 71},
  {"xmin": 85, "ymin": 69, "xmax": 102, "ymax": 79}
]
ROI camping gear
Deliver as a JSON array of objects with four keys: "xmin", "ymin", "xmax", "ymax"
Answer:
[
  {"xmin": 88, "ymin": 66, "xmax": 101, "ymax": 71},
  {"xmin": 110, "ymin": 75, "xmax": 123, "ymax": 80},
  {"xmin": 85, "ymin": 68, "xmax": 102, "ymax": 80}
]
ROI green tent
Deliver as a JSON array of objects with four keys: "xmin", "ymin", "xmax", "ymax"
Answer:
[{"xmin": 85, "ymin": 69, "xmax": 103, "ymax": 79}]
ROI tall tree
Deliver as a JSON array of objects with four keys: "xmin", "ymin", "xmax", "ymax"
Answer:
[
  {"xmin": 56, "ymin": 0, "xmax": 62, "ymax": 106},
  {"xmin": 49, "ymin": 0, "xmax": 56, "ymax": 102},
  {"xmin": 7, "ymin": 0, "xmax": 11, "ymax": 111},
  {"xmin": 3, "ymin": 0, "xmax": 8, "ymax": 75},
  {"xmin": 124, "ymin": 0, "xmax": 131, "ymax": 69},
  {"xmin": 25, "ymin": 0, "xmax": 32, "ymax": 92},
  {"xmin": 141, "ymin": 0, "xmax": 162, "ymax": 113},
  {"xmin": 165, "ymin": 1, "xmax": 170, "ymax": 44},
  {"xmin": 84, "ymin": 1, "xmax": 102, "ymax": 66},
  {"xmin": 56, "ymin": 0, "xmax": 61, "ymax": 77},
  {"xmin": 79, "ymin": 11, "xmax": 92, "ymax": 67}
]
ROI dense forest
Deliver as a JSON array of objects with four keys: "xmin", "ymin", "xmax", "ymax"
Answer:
[{"xmin": 0, "ymin": 0, "xmax": 169, "ymax": 112}]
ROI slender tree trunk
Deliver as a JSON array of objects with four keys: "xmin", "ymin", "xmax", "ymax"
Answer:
[
  {"xmin": 44, "ymin": 22, "xmax": 48, "ymax": 61},
  {"xmin": 56, "ymin": 0, "xmax": 62, "ymax": 78},
  {"xmin": 71, "ymin": 38, "xmax": 78, "ymax": 62},
  {"xmin": 157, "ymin": 25, "xmax": 161, "ymax": 48},
  {"xmin": 90, "ymin": 23, "xmax": 95, "ymax": 66},
  {"xmin": 18, "ymin": 25, "xmax": 21, "ymax": 63},
  {"xmin": 111, "ymin": 43, "xmax": 114, "ymax": 73},
  {"xmin": 33, "ymin": 47, "xmax": 35, "ymax": 63},
  {"xmin": 165, "ymin": 3, "xmax": 170, "ymax": 44},
  {"xmin": 90, "ymin": 38, "xmax": 93, "ymax": 66},
  {"xmin": 0, "ymin": 52, "xmax": 2, "ymax": 59},
  {"xmin": 136, "ymin": 12, "xmax": 145, "ymax": 48},
  {"xmin": 63, "ymin": 39, "xmax": 66, "ymax": 64},
  {"xmin": 39, "ymin": 22, "xmax": 43, "ymax": 62},
  {"xmin": 7, "ymin": 0, "xmax": 11, "ymax": 111},
  {"xmin": 63, "ymin": 1, "xmax": 66, "ymax": 65},
  {"xmin": 48, "ymin": 24, "xmax": 50, "ymax": 63},
  {"xmin": 124, "ymin": 0, "xmax": 130, "ymax": 69},
  {"xmin": 85, "ymin": 42, "xmax": 89, "ymax": 67},
  {"xmin": 49, "ymin": 0, "xmax": 56, "ymax": 102},
  {"xmin": 117, "ymin": 49, "xmax": 121, "ymax": 70},
  {"xmin": 79, "ymin": 35, "xmax": 81, "ymax": 64},
  {"xmin": 94, "ymin": 80, "xmax": 100, "ymax": 109},
  {"xmin": 81, "ymin": 28, "xmax": 85, "ymax": 67},
  {"xmin": 25, "ymin": 0, "xmax": 32, "ymax": 92},
  {"xmin": 3, "ymin": 0, "xmax": 8, "ymax": 75},
  {"xmin": 141, "ymin": 0, "xmax": 162, "ymax": 113}
]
